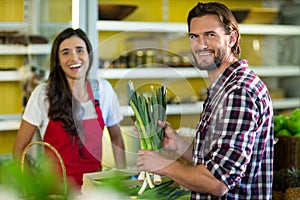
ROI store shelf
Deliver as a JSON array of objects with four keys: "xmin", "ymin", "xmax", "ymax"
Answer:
[
  {"xmin": 0, "ymin": 22, "xmax": 28, "ymax": 31},
  {"xmin": 166, "ymin": 102, "xmax": 203, "ymax": 115},
  {"xmin": 40, "ymin": 22, "xmax": 71, "ymax": 29},
  {"xmin": 0, "ymin": 114, "xmax": 21, "ymax": 131},
  {"xmin": 97, "ymin": 21, "xmax": 300, "ymax": 36},
  {"xmin": 97, "ymin": 21, "xmax": 188, "ymax": 33},
  {"xmin": 0, "ymin": 120, "xmax": 20, "ymax": 131},
  {"xmin": 98, "ymin": 66, "xmax": 300, "ymax": 79},
  {"xmin": 120, "ymin": 98, "xmax": 299, "ymax": 117},
  {"xmin": 0, "ymin": 44, "xmax": 51, "ymax": 55},
  {"xmin": 1, "ymin": 65, "xmax": 298, "ymax": 82},
  {"xmin": 239, "ymin": 24, "xmax": 300, "ymax": 35},
  {"xmin": 0, "ymin": 97, "xmax": 298, "ymax": 131},
  {"xmin": 0, "ymin": 70, "xmax": 22, "ymax": 81},
  {"xmin": 272, "ymin": 98, "xmax": 300, "ymax": 110},
  {"xmin": 98, "ymin": 67, "xmax": 207, "ymax": 79},
  {"xmin": 251, "ymin": 66, "xmax": 300, "ymax": 77},
  {"xmin": 121, "ymin": 101, "xmax": 204, "ymax": 117}
]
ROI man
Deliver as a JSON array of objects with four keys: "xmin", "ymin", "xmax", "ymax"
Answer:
[{"xmin": 136, "ymin": 2, "xmax": 274, "ymax": 199}]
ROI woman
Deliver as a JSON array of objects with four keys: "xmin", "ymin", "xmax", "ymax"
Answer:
[{"xmin": 13, "ymin": 28, "xmax": 126, "ymax": 191}]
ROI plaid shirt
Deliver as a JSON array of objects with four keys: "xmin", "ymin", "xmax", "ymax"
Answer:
[{"xmin": 191, "ymin": 60, "xmax": 274, "ymax": 200}]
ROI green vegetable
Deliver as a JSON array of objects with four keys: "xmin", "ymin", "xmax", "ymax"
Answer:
[
  {"xmin": 291, "ymin": 108, "xmax": 300, "ymax": 117},
  {"xmin": 277, "ymin": 129, "xmax": 292, "ymax": 136},
  {"xmin": 274, "ymin": 115, "xmax": 288, "ymax": 133},
  {"xmin": 126, "ymin": 81, "xmax": 167, "ymax": 195},
  {"xmin": 287, "ymin": 111, "xmax": 300, "ymax": 134},
  {"xmin": 0, "ymin": 156, "xmax": 66, "ymax": 200},
  {"xmin": 136, "ymin": 179, "xmax": 190, "ymax": 199},
  {"xmin": 274, "ymin": 108, "xmax": 300, "ymax": 136},
  {"xmin": 126, "ymin": 81, "xmax": 167, "ymax": 153}
]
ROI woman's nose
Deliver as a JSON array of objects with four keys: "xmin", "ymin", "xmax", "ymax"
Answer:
[{"xmin": 70, "ymin": 51, "xmax": 79, "ymax": 60}]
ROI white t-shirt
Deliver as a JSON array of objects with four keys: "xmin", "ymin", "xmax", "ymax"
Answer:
[{"xmin": 22, "ymin": 78, "xmax": 123, "ymax": 139}]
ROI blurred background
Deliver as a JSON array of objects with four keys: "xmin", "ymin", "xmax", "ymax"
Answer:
[{"xmin": 0, "ymin": 0, "xmax": 299, "ymax": 169}]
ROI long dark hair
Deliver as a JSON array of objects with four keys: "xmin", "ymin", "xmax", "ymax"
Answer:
[
  {"xmin": 187, "ymin": 2, "xmax": 241, "ymax": 58},
  {"xmin": 47, "ymin": 28, "xmax": 94, "ymax": 137}
]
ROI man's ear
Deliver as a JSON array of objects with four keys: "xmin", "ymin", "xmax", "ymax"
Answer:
[{"xmin": 229, "ymin": 30, "xmax": 238, "ymax": 48}]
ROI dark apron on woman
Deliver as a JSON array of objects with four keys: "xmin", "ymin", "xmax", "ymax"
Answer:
[{"xmin": 43, "ymin": 81, "xmax": 105, "ymax": 189}]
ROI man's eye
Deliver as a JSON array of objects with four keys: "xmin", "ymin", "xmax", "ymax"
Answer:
[
  {"xmin": 207, "ymin": 33, "xmax": 216, "ymax": 37},
  {"xmin": 189, "ymin": 35, "xmax": 197, "ymax": 39}
]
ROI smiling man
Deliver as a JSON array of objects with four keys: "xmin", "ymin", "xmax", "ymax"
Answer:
[{"xmin": 136, "ymin": 2, "xmax": 274, "ymax": 199}]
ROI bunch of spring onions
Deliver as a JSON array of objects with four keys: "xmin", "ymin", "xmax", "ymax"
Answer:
[{"xmin": 126, "ymin": 80, "xmax": 167, "ymax": 195}]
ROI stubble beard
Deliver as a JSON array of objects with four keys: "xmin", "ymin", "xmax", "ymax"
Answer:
[{"xmin": 192, "ymin": 48, "xmax": 223, "ymax": 71}]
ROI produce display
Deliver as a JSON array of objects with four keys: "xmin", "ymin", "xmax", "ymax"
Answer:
[
  {"xmin": 273, "ymin": 167, "xmax": 300, "ymax": 200},
  {"xmin": 274, "ymin": 108, "xmax": 300, "ymax": 136},
  {"xmin": 273, "ymin": 108, "xmax": 300, "ymax": 199},
  {"xmin": 128, "ymin": 179, "xmax": 190, "ymax": 199},
  {"xmin": 126, "ymin": 81, "xmax": 167, "ymax": 195},
  {"xmin": 85, "ymin": 169, "xmax": 190, "ymax": 199}
]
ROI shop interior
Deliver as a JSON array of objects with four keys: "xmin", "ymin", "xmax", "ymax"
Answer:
[{"xmin": 0, "ymin": 0, "xmax": 300, "ymax": 198}]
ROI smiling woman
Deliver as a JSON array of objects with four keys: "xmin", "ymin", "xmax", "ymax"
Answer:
[
  {"xmin": 12, "ymin": 27, "xmax": 126, "ymax": 194},
  {"xmin": 58, "ymin": 34, "xmax": 90, "ymax": 81},
  {"xmin": 70, "ymin": 63, "xmax": 82, "ymax": 69}
]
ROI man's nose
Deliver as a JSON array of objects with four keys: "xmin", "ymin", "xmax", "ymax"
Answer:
[{"xmin": 196, "ymin": 36, "xmax": 208, "ymax": 49}]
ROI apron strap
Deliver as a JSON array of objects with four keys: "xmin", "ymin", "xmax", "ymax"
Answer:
[{"xmin": 89, "ymin": 79, "xmax": 100, "ymax": 102}]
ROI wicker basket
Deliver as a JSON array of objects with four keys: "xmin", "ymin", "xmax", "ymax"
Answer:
[
  {"xmin": 273, "ymin": 190, "xmax": 285, "ymax": 200},
  {"xmin": 21, "ymin": 141, "xmax": 68, "ymax": 199},
  {"xmin": 285, "ymin": 187, "xmax": 300, "ymax": 200},
  {"xmin": 274, "ymin": 135, "xmax": 300, "ymax": 171}
]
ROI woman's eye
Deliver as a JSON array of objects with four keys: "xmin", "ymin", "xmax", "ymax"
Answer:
[
  {"xmin": 62, "ymin": 51, "xmax": 69, "ymax": 56},
  {"xmin": 77, "ymin": 49, "xmax": 85, "ymax": 54}
]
